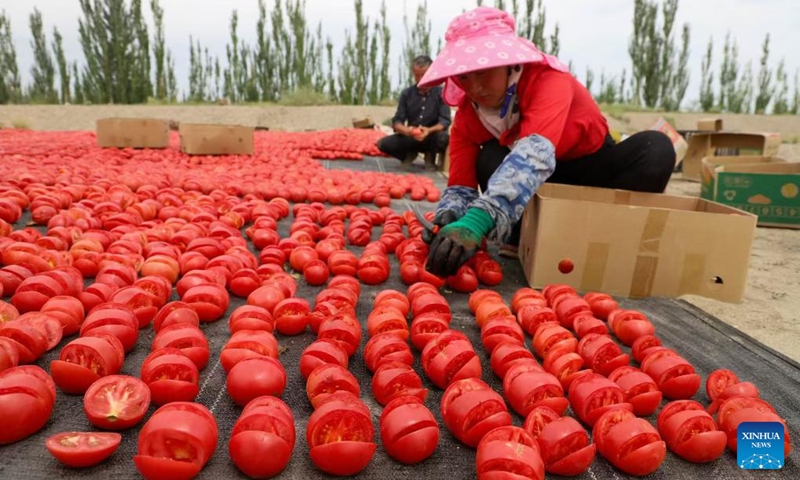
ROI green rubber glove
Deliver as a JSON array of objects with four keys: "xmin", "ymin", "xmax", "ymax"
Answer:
[{"xmin": 426, "ymin": 207, "xmax": 494, "ymax": 277}]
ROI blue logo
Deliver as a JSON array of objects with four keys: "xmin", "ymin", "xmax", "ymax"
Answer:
[{"xmin": 738, "ymin": 422, "xmax": 785, "ymax": 470}]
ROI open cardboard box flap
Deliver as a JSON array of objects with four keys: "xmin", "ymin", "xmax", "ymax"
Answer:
[
  {"xmin": 682, "ymin": 132, "xmax": 781, "ymax": 181},
  {"xmin": 518, "ymin": 183, "xmax": 757, "ymax": 303}
]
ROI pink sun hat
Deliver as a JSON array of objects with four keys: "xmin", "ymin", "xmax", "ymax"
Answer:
[{"xmin": 419, "ymin": 6, "xmax": 569, "ymax": 106}]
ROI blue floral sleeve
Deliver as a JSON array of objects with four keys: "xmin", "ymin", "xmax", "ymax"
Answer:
[
  {"xmin": 436, "ymin": 185, "xmax": 479, "ymax": 220},
  {"xmin": 470, "ymin": 134, "xmax": 556, "ymax": 243}
]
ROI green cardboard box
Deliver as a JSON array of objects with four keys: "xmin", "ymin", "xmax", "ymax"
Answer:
[{"xmin": 701, "ymin": 156, "xmax": 800, "ymax": 229}]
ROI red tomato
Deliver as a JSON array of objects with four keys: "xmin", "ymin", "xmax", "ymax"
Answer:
[
  {"xmin": 84, "ymin": 375, "xmax": 151, "ymax": 430},
  {"xmin": 554, "ymin": 297, "xmax": 591, "ymax": 330},
  {"xmin": 421, "ymin": 330, "xmax": 481, "ymax": 389},
  {"xmin": 567, "ymin": 373, "xmax": 631, "ymax": 427},
  {"xmin": 516, "ymin": 304, "xmax": 558, "ymax": 336},
  {"xmin": 410, "ymin": 313, "xmax": 450, "ymax": 351},
  {"xmin": 303, "ymin": 259, "xmax": 330, "ymax": 286},
  {"xmin": 363, "ymin": 333, "xmax": 413, "ymax": 373},
  {"xmin": 45, "ymin": 431, "xmax": 122, "ymax": 468},
  {"xmin": 140, "ymin": 349, "xmax": 200, "ymax": 405},
  {"xmin": 0, "ymin": 321, "xmax": 48, "ymax": 364},
  {"xmin": 227, "ymin": 357, "xmax": 287, "ymax": 407},
  {"xmin": 221, "ymin": 330, "xmax": 279, "ymax": 373},
  {"xmin": 572, "ymin": 313, "xmax": 609, "ymax": 338},
  {"xmin": 41, "ymin": 295, "xmax": 85, "ymax": 336},
  {"xmin": 537, "ymin": 416, "xmax": 596, "ymax": 476},
  {"xmin": 511, "ymin": 287, "xmax": 546, "ymax": 313},
  {"xmin": 306, "ymin": 398, "xmax": 376, "ymax": 476},
  {"xmin": 490, "ymin": 340, "xmax": 535, "ymax": 379},
  {"xmin": 317, "ymin": 312, "xmax": 362, "ymax": 357},
  {"xmin": 446, "ymin": 265, "xmax": 479, "ymax": 293},
  {"xmin": 366, "ymin": 306, "xmax": 409, "ymax": 340},
  {"xmin": 80, "ymin": 302, "xmax": 139, "ymax": 353},
  {"xmin": 641, "ymin": 353, "xmax": 701, "ymax": 400},
  {"xmin": 371, "ymin": 361, "xmax": 427, "ymax": 406},
  {"xmin": 657, "ymin": 405, "xmax": 726, "ymax": 463},
  {"xmin": 51, "ymin": 336, "xmax": 124, "ymax": 394},
  {"xmin": 0, "ymin": 365, "xmax": 56, "ymax": 444},
  {"xmin": 0, "ymin": 337, "xmax": 19, "ymax": 373},
  {"xmin": 503, "ymin": 366, "xmax": 568, "ymax": 418},
  {"xmin": 532, "ymin": 324, "xmax": 577, "ymax": 360},
  {"xmin": 373, "ymin": 289, "xmax": 410, "ymax": 316},
  {"xmin": 475, "ymin": 426, "xmax": 545, "ymax": 480},
  {"xmin": 608, "ymin": 366, "xmax": 662, "ymax": 416},
  {"xmin": 14, "ymin": 312, "xmax": 64, "ymax": 351},
  {"xmin": 181, "ymin": 283, "xmax": 229, "ymax": 322},
  {"xmin": 474, "ymin": 299, "xmax": 511, "ymax": 328},
  {"xmin": 229, "ymin": 401, "xmax": 295, "ymax": 478},
  {"xmin": 228, "ymin": 304, "xmax": 274, "ymax": 333},
  {"xmin": 558, "ymin": 258, "xmax": 574, "ymax": 274},
  {"xmin": 520, "ymin": 405, "xmax": 558, "ymax": 440},
  {"xmin": 593, "ymin": 408, "xmax": 666, "ymax": 476},
  {"xmin": 707, "ymin": 381, "xmax": 760, "ymax": 414},
  {"xmin": 306, "ymin": 363, "xmax": 360, "ymax": 409},
  {"xmin": 480, "ymin": 316, "xmax": 524, "ymax": 354},
  {"xmin": 577, "ymin": 333, "xmax": 630, "ymax": 377},
  {"xmin": 299, "ymin": 338, "xmax": 350, "ymax": 380},
  {"xmin": 441, "ymin": 378, "xmax": 512, "ymax": 448},
  {"xmin": 705, "ymin": 368, "xmax": 740, "ymax": 402},
  {"xmin": 111, "ymin": 286, "xmax": 159, "ymax": 328},
  {"xmin": 380, "ymin": 395, "xmax": 439, "ymax": 464},
  {"xmin": 273, "ymin": 298, "xmax": 311, "ymax": 336},
  {"xmin": 135, "ymin": 402, "xmax": 218, "ymax": 479},
  {"xmin": 630, "ymin": 334, "xmax": 662, "ymax": 363}
]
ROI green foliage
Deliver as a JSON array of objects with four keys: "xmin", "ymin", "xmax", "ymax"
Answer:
[
  {"xmin": 0, "ymin": 11, "xmax": 22, "ymax": 104},
  {"xmin": 77, "ymin": 0, "xmax": 151, "ymax": 104},
  {"xmin": 755, "ymin": 34, "xmax": 774, "ymax": 114},
  {"xmin": 772, "ymin": 60, "xmax": 789, "ymax": 115},
  {"xmin": 28, "ymin": 8, "xmax": 57, "ymax": 103},
  {"xmin": 596, "ymin": 71, "xmax": 618, "ymax": 104},
  {"xmin": 792, "ymin": 70, "xmax": 800, "ymax": 115},
  {"xmin": 400, "ymin": 0, "xmax": 431, "ymax": 88},
  {"xmin": 699, "ymin": 37, "xmax": 714, "ymax": 112},
  {"xmin": 277, "ymin": 85, "xmax": 331, "ymax": 106},
  {"xmin": 151, "ymin": 0, "xmax": 167, "ymax": 101},
  {"xmin": 52, "ymin": 28, "xmax": 70, "ymax": 104}
]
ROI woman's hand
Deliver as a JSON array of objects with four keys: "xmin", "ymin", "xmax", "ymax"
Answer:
[
  {"xmin": 421, "ymin": 209, "xmax": 459, "ymax": 244},
  {"xmin": 425, "ymin": 208, "xmax": 494, "ymax": 277}
]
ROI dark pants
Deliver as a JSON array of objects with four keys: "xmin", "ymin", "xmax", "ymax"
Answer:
[
  {"xmin": 377, "ymin": 131, "xmax": 450, "ymax": 161},
  {"xmin": 476, "ymin": 130, "xmax": 676, "ymax": 245}
]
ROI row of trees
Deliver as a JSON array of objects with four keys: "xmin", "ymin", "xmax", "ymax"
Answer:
[{"xmin": 0, "ymin": 0, "xmax": 799, "ymax": 114}]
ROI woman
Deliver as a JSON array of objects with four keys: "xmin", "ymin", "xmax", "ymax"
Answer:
[{"xmin": 421, "ymin": 6, "xmax": 675, "ymax": 277}]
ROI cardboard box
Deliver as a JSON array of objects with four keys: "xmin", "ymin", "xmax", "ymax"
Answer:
[
  {"xmin": 96, "ymin": 118, "xmax": 170, "ymax": 149},
  {"xmin": 681, "ymin": 132, "xmax": 782, "ymax": 181},
  {"xmin": 518, "ymin": 183, "xmax": 757, "ymax": 303},
  {"xmin": 697, "ymin": 117, "xmax": 724, "ymax": 131},
  {"xmin": 179, "ymin": 124, "xmax": 254, "ymax": 155},
  {"xmin": 701, "ymin": 156, "xmax": 799, "ymax": 229},
  {"xmin": 649, "ymin": 117, "xmax": 688, "ymax": 165},
  {"xmin": 352, "ymin": 117, "xmax": 374, "ymax": 129}
]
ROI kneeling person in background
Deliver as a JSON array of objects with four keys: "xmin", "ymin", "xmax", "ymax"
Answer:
[{"xmin": 377, "ymin": 55, "xmax": 452, "ymax": 171}]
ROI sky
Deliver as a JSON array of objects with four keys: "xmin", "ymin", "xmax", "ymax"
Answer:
[{"xmin": 3, "ymin": 0, "xmax": 799, "ymax": 108}]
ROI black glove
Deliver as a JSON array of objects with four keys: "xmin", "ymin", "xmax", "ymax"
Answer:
[
  {"xmin": 421, "ymin": 209, "xmax": 459, "ymax": 244},
  {"xmin": 425, "ymin": 208, "xmax": 494, "ymax": 277}
]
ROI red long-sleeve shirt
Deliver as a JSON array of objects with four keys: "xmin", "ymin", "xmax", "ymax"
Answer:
[{"xmin": 447, "ymin": 64, "xmax": 610, "ymax": 189}]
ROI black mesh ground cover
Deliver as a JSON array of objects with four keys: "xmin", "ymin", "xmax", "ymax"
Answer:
[{"xmin": 1, "ymin": 155, "xmax": 797, "ymax": 479}]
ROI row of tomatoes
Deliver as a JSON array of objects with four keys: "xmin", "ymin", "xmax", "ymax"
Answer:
[{"xmin": 0, "ymin": 129, "xmax": 438, "ymax": 212}]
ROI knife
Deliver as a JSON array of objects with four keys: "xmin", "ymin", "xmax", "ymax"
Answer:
[{"xmin": 413, "ymin": 209, "xmax": 436, "ymax": 232}]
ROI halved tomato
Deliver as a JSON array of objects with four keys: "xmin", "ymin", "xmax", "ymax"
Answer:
[
  {"xmin": 45, "ymin": 431, "xmax": 122, "ymax": 468},
  {"xmin": 84, "ymin": 375, "xmax": 151, "ymax": 430}
]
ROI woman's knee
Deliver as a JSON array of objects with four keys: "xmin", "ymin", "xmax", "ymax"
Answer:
[{"xmin": 639, "ymin": 130, "xmax": 676, "ymax": 175}]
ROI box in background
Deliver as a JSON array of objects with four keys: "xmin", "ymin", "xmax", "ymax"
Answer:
[
  {"xmin": 518, "ymin": 183, "xmax": 757, "ymax": 303},
  {"xmin": 179, "ymin": 124, "xmax": 254, "ymax": 155},
  {"xmin": 96, "ymin": 118, "xmax": 170, "ymax": 149},
  {"xmin": 649, "ymin": 117, "xmax": 689, "ymax": 166},
  {"xmin": 681, "ymin": 132, "xmax": 782, "ymax": 181},
  {"xmin": 352, "ymin": 117, "xmax": 375, "ymax": 129},
  {"xmin": 701, "ymin": 156, "xmax": 799, "ymax": 229},
  {"xmin": 697, "ymin": 118, "xmax": 724, "ymax": 131}
]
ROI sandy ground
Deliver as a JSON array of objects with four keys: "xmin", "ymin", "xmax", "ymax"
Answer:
[{"xmin": 2, "ymin": 104, "xmax": 799, "ymax": 363}]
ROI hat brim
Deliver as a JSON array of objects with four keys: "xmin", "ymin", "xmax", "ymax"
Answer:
[{"xmin": 418, "ymin": 34, "xmax": 546, "ymax": 89}]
